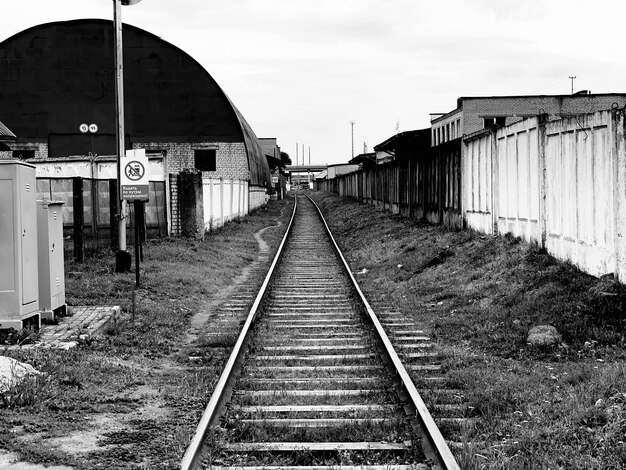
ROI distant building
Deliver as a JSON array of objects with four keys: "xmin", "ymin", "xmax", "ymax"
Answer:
[
  {"xmin": 327, "ymin": 163, "xmax": 359, "ymax": 179},
  {"xmin": 260, "ymin": 138, "xmax": 288, "ymax": 200},
  {"xmin": 373, "ymin": 129, "xmax": 431, "ymax": 161},
  {"xmin": 259, "ymin": 138, "xmax": 282, "ymax": 162},
  {"xmin": 0, "ymin": 19, "xmax": 271, "ymax": 235},
  {"xmin": 431, "ymin": 93, "xmax": 626, "ymax": 146},
  {"xmin": 349, "ymin": 152, "xmax": 376, "ymax": 170}
]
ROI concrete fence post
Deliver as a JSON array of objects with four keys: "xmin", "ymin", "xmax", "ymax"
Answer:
[
  {"xmin": 178, "ymin": 169, "xmax": 204, "ymax": 240},
  {"xmin": 537, "ymin": 114, "xmax": 549, "ymax": 249},
  {"xmin": 229, "ymin": 179, "xmax": 234, "ymax": 223},
  {"xmin": 72, "ymin": 177, "xmax": 84, "ymax": 262},
  {"xmin": 208, "ymin": 178, "xmax": 213, "ymax": 231},
  {"xmin": 220, "ymin": 178, "xmax": 224, "ymax": 226},
  {"xmin": 396, "ymin": 163, "xmax": 401, "ymax": 214},
  {"xmin": 406, "ymin": 158, "xmax": 413, "ymax": 218},
  {"xmin": 612, "ymin": 109, "xmax": 626, "ymax": 281},
  {"xmin": 490, "ymin": 128, "xmax": 500, "ymax": 236},
  {"xmin": 236, "ymin": 180, "xmax": 240, "ymax": 218}
]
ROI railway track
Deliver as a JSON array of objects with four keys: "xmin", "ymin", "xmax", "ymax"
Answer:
[{"xmin": 181, "ymin": 194, "xmax": 460, "ymax": 470}]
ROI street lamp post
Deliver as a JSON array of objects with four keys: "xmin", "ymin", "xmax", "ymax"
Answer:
[{"xmin": 113, "ymin": 0, "xmax": 142, "ymax": 272}]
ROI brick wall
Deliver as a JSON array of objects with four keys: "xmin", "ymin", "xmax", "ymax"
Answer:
[
  {"xmin": 169, "ymin": 174, "xmax": 180, "ymax": 236},
  {"xmin": 133, "ymin": 141, "xmax": 249, "ymax": 179},
  {"xmin": 178, "ymin": 170, "xmax": 204, "ymax": 239},
  {"xmin": 1, "ymin": 138, "xmax": 260, "ymax": 237},
  {"xmin": 0, "ymin": 141, "xmax": 48, "ymax": 160},
  {"xmin": 462, "ymin": 95, "xmax": 626, "ymax": 135},
  {"xmin": 0, "ymin": 140, "xmax": 249, "ymax": 180}
]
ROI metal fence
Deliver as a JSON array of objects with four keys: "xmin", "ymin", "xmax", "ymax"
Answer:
[
  {"xmin": 36, "ymin": 177, "xmax": 167, "ymax": 258},
  {"xmin": 319, "ymin": 141, "xmax": 463, "ymax": 229}
]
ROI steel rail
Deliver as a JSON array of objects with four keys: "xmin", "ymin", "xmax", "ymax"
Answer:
[
  {"xmin": 180, "ymin": 196, "xmax": 299, "ymax": 470},
  {"xmin": 306, "ymin": 195, "xmax": 461, "ymax": 470}
]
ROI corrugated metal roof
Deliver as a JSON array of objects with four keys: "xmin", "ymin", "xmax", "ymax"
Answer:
[
  {"xmin": 0, "ymin": 120, "xmax": 16, "ymax": 140},
  {"xmin": 0, "ymin": 20, "xmax": 271, "ymax": 186}
]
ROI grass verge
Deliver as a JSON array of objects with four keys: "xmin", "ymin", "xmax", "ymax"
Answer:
[
  {"xmin": 310, "ymin": 190, "xmax": 626, "ymax": 470},
  {"xmin": 0, "ymin": 198, "xmax": 292, "ymax": 469}
]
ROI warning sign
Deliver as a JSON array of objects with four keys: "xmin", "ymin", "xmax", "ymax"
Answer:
[{"xmin": 121, "ymin": 149, "xmax": 150, "ymax": 200}]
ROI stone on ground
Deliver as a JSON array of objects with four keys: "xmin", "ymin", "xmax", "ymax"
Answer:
[
  {"xmin": 527, "ymin": 325, "xmax": 562, "ymax": 347},
  {"xmin": 0, "ymin": 356, "xmax": 42, "ymax": 393}
]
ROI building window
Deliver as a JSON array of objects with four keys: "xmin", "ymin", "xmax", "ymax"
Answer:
[
  {"xmin": 12, "ymin": 150, "xmax": 35, "ymax": 160},
  {"xmin": 483, "ymin": 117, "xmax": 506, "ymax": 128},
  {"xmin": 194, "ymin": 149, "xmax": 216, "ymax": 172}
]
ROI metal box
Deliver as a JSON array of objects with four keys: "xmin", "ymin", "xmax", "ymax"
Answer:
[
  {"xmin": 0, "ymin": 160, "xmax": 40, "ymax": 329},
  {"xmin": 37, "ymin": 201, "xmax": 66, "ymax": 320}
]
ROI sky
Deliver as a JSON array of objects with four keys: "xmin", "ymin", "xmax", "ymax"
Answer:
[{"xmin": 2, "ymin": 0, "xmax": 626, "ymax": 165}]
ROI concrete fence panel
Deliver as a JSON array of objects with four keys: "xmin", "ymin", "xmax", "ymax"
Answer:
[
  {"xmin": 463, "ymin": 109, "xmax": 626, "ymax": 281},
  {"xmin": 544, "ymin": 112, "xmax": 615, "ymax": 277},
  {"xmin": 464, "ymin": 131, "xmax": 494, "ymax": 234},
  {"xmin": 202, "ymin": 178, "xmax": 249, "ymax": 231},
  {"xmin": 494, "ymin": 118, "xmax": 541, "ymax": 244}
]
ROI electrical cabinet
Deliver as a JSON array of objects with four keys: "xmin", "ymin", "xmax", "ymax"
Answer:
[
  {"xmin": 37, "ymin": 201, "xmax": 66, "ymax": 320},
  {"xmin": 0, "ymin": 160, "xmax": 40, "ymax": 330}
]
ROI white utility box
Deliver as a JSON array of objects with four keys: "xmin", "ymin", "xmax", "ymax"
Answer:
[
  {"xmin": 0, "ymin": 160, "xmax": 40, "ymax": 330},
  {"xmin": 37, "ymin": 201, "xmax": 66, "ymax": 320}
]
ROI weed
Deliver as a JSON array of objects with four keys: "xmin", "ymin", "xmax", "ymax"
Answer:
[
  {"xmin": 0, "ymin": 327, "xmax": 39, "ymax": 345},
  {"xmin": 0, "ymin": 373, "xmax": 54, "ymax": 409}
]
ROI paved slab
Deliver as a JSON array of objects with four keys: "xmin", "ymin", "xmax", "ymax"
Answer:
[{"xmin": 37, "ymin": 305, "xmax": 120, "ymax": 349}]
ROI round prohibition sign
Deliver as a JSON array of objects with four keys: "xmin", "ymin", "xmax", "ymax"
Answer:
[{"xmin": 124, "ymin": 161, "xmax": 145, "ymax": 181}]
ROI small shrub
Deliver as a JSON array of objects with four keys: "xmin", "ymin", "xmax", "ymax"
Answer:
[{"xmin": 0, "ymin": 327, "xmax": 39, "ymax": 346}]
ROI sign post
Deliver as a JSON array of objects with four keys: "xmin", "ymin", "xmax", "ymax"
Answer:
[{"xmin": 121, "ymin": 149, "xmax": 149, "ymax": 286}]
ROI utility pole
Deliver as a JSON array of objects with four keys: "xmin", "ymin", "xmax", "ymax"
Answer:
[
  {"xmin": 308, "ymin": 146, "xmax": 311, "ymax": 165},
  {"xmin": 113, "ymin": 0, "xmax": 143, "ymax": 272},
  {"xmin": 350, "ymin": 120, "xmax": 355, "ymax": 159},
  {"xmin": 569, "ymin": 75, "xmax": 576, "ymax": 95},
  {"xmin": 296, "ymin": 142, "xmax": 298, "ymax": 166}
]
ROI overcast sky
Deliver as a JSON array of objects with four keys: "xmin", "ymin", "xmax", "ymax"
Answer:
[{"xmin": 2, "ymin": 0, "xmax": 625, "ymax": 165}]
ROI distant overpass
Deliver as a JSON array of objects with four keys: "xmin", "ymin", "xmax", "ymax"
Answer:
[{"xmin": 285, "ymin": 165, "xmax": 327, "ymax": 173}]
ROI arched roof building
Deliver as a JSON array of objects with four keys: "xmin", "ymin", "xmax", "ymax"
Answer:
[{"xmin": 0, "ymin": 19, "xmax": 271, "ymax": 187}]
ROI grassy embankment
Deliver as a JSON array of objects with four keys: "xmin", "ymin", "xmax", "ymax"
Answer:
[
  {"xmin": 0, "ymin": 198, "xmax": 292, "ymax": 470},
  {"xmin": 311, "ymin": 191, "xmax": 626, "ymax": 470}
]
